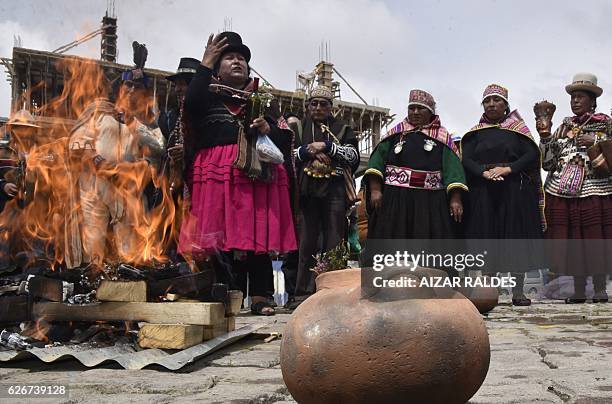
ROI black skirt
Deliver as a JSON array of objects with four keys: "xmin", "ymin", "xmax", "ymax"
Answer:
[
  {"xmin": 368, "ymin": 187, "xmax": 457, "ymax": 239},
  {"xmin": 463, "ymin": 173, "xmax": 542, "ymax": 239},
  {"xmin": 463, "ymin": 174, "xmax": 543, "ymax": 273}
]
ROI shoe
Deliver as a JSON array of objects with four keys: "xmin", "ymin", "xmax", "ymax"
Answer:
[
  {"xmin": 250, "ymin": 301, "xmax": 275, "ymax": 316},
  {"xmin": 592, "ymin": 292, "xmax": 609, "ymax": 303},
  {"xmin": 565, "ymin": 296, "xmax": 587, "ymax": 304},
  {"xmin": 512, "ymin": 295, "xmax": 532, "ymax": 306},
  {"xmin": 283, "ymin": 297, "xmax": 295, "ymax": 309},
  {"xmin": 284, "ymin": 298, "xmax": 303, "ymax": 311}
]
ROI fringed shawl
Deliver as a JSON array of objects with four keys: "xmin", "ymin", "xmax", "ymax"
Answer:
[
  {"xmin": 464, "ymin": 110, "xmax": 547, "ymax": 231},
  {"xmin": 383, "ymin": 115, "xmax": 459, "ymax": 156}
]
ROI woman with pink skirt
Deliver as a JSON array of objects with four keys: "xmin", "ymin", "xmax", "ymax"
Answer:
[{"xmin": 179, "ymin": 32, "xmax": 296, "ymax": 315}]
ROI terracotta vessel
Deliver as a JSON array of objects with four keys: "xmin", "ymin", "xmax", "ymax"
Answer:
[
  {"xmin": 280, "ymin": 267, "xmax": 491, "ymax": 404},
  {"xmin": 458, "ymin": 284, "xmax": 499, "ymax": 314}
]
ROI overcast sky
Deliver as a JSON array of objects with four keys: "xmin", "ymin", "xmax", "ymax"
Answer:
[{"xmin": 2, "ymin": 0, "xmax": 612, "ymax": 138}]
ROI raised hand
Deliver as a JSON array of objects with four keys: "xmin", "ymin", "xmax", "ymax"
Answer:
[
  {"xmin": 201, "ymin": 34, "xmax": 229, "ymax": 70},
  {"xmin": 533, "ymin": 101, "xmax": 556, "ymax": 137}
]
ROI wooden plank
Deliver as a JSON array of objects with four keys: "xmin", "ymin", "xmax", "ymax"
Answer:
[
  {"xmin": 32, "ymin": 302, "xmax": 225, "ymax": 326},
  {"xmin": 0, "ymin": 295, "xmax": 30, "ymax": 323},
  {"xmin": 96, "ymin": 280, "xmax": 147, "ymax": 302},
  {"xmin": 138, "ymin": 324, "xmax": 204, "ymax": 349},
  {"xmin": 147, "ymin": 271, "xmax": 214, "ymax": 300},
  {"xmin": 202, "ymin": 316, "xmax": 236, "ymax": 340},
  {"xmin": 226, "ymin": 290, "xmax": 243, "ymax": 316},
  {"xmin": 27, "ymin": 276, "xmax": 64, "ymax": 302}
]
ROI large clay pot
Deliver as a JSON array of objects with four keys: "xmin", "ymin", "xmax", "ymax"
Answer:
[
  {"xmin": 280, "ymin": 267, "xmax": 490, "ymax": 404},
  {"xmin": 458, "ymin": 284, "xmax": 499, "ymax": 314}
]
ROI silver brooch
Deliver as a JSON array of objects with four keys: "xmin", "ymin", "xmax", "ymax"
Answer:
[
  {"xmin": 394, "ymin": 141, "xmax": 404, "ymax": 154},
  {"xmin": 424, "ymin": 139, "xmax": 436, "ymax": 152}
]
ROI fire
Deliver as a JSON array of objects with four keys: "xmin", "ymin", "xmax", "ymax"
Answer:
[
  {"xmin": 20, "ymin": 317, "xmax": 51, "ymax": 343},
  {"xmin": 1, "ymin": 55, "xmax": 180, "ymax": 270}
]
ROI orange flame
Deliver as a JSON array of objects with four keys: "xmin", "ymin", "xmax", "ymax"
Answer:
[{"xmin": 0, "ymin": 55, "xmax": 181, "ymax": 270}]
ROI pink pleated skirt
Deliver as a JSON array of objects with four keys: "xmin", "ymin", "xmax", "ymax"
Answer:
[{"xmin": 178, "ymin": 144, "xmax": 297, "ymax": 257}]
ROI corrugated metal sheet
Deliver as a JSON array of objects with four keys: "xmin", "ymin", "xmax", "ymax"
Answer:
[{"xmin": 0, "ymin": 323, "xmax": 263, "ymax": 370}]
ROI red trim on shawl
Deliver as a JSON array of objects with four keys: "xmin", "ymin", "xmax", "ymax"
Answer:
[
  {"xmin": 571, "ymin": 112, "xmax": 610, "ymax": 124},
  {"xmin": 383, "ymin": 115, "xmax": 459, "ymax": 156},
  {"xmin": 466, "ymin": 110, "xmax": 533, "ymax": 138}
]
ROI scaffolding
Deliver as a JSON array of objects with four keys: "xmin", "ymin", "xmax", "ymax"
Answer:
[{"xmin": 3, "ymin": 15, "xmax": 391, "ymax": 174}]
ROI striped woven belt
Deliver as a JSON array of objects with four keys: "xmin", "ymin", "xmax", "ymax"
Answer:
[{"xmin": 385, "ymin": 165, "xmax": 443, "ymax": 190}]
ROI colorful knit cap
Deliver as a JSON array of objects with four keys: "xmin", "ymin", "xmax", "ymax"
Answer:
[
  {"xmin": 308, "ymin": 85, "xmax": 334, "ymax": 101},
  {"xmin": 482, "ymin": 84, "xmax": 508, "ymax": 104},
  {"xmin": 408, "ymin": 89, "xmax": 436, "ymax": 113}
]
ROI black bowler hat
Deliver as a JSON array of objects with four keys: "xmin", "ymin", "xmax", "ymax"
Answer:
[
  {"xmin": 218, "ymin": 31, "xmax": 251, "ymax": 63},
  {"xmin": 166, "ymin": 57, "xmax": 201, "ymax": 83}
]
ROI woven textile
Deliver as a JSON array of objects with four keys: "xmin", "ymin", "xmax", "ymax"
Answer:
[
  {"xmin": 482, "ymin": 83, "xmax": 509, "ymax": 103},
  {"xmin": 541, "ymin": 112, "xmax": 612, "ymax": 198},
  {"xmin": 383, "ymin": 115, "xmax": 459, "ymax": 156},
  {"xmin": 384, "ymin": 165, "xmax": 443, "ymax": 190},
  {"xmin": 408, "ymin": 89, "xmax": 436, "ymax": 113}
]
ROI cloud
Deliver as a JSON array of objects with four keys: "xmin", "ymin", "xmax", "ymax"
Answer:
[
  {"xmin": 2, "ymin": 0, "xmax": 612, "ymax": 137},
  {"xmin": 0, "ymin": 20, "xmax": 54, "ymax": 117}
]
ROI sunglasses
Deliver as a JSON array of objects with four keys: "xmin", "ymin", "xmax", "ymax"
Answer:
[{"xmin": 309, "ymin": 100, "xmax": 331, "ymax": 108}]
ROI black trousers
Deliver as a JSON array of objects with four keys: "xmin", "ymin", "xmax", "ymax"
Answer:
[
  {"xmin": 572, "ymin": 274, "xmax": 608, "ymax": 297},
  {"xmin": 282, "ymin": 250, "xmax": 299, "ymax": 300},
  {"xmin": 212, "ymin": 252, "xmax": 274, "ymax": 298},
  {"xmin": 295, "ymin": 183, "xmax": 347, "ymax": 298},
  {"xmin": 512, "ymin": 272, "xmax": 525, "ymax": 296}
]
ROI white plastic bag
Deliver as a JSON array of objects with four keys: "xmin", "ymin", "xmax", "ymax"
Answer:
[{"xmin": 256, "ymin": 134, "xmax": 284, "ymax": 164}]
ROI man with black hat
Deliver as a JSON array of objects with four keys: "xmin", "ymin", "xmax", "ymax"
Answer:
[
  {"xmin": 291, "ymin": 85, "xmax": 360, "ymax": 306},
  {"xmin": 160, "ymin": 57, "xmax": 200, "ymax": 137},
  {"xmin": 145, "ymin": 57, "xmax": 201, "ymax": 213},
  {"xmin": 158, "ymin": 57, "xmax": 200, "ymax": 183},
  {"xmin": 179, "ymin": 32, "xmax": 297, "ymax": 315}
]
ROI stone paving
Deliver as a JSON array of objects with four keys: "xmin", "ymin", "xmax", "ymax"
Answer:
[{"xmin": 0, "ymin": 300, "xmax": 611, "ymax": 403}]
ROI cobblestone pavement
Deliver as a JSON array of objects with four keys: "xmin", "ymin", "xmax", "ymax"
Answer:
[{"xmin": 1, "ymin": 300, "xmax": 611, "ymax": 403}]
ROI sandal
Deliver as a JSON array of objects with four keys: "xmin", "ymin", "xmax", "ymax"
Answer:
[{"xmin": 251, "ymin": 301, "xmax": 275, "ymax": 316}]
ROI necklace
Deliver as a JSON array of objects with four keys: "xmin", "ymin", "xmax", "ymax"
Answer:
[
  {"xmin": 394, "ymin": 133, "xmax": 406, "ymax": 154},
  {"xmin": 424, "ymin": 139, "xmax": 436, "ymax": 151},
  {"xmin": 567, "ymin": 115, "xmax": 593, "ymax": 139}
]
